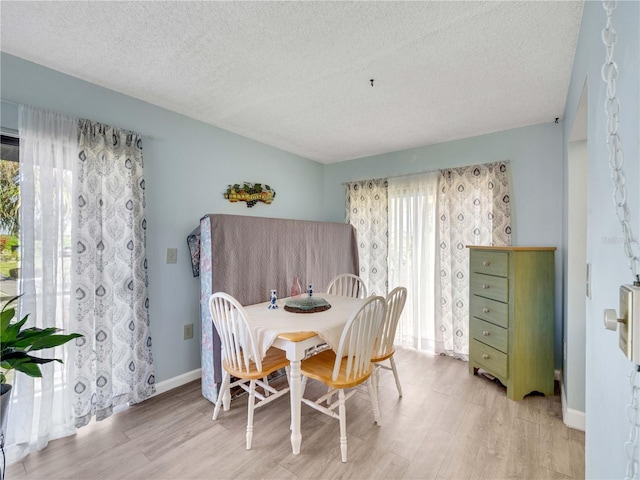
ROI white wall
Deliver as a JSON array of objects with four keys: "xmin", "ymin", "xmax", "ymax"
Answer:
[
  {"xmin": 564, "ymin": 139, "xmax": 587, "ymax": 419},
  {"xmin": 323, "ymin": 122, "xmax": 566, "ymax": 365},
  {"xmin": 562, "ymin": 1, "xmax": 639, "ymax": 478},
  {"xmin": 1, "ymin": 53, "xmax": 327, "ymax": 383}
]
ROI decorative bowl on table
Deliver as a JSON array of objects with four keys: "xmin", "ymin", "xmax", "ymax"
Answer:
[{"xmin": 284, "ymin": 296, "xmax": 331, "ymax": 314}]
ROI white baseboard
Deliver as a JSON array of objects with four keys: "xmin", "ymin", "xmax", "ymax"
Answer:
[
  {"xmin": 560, "ymin": 376, "xmax": 586, "ymax": 431},
  {"xmin": 152, "ymin": 368, "xmax": 202, "ymax": 397}
]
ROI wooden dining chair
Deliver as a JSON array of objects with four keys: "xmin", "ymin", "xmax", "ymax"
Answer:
[
  {"xmin": 372, "ymin": 286, "xmax": 407, "ymax": 397},
  {"xmin": 326, "ymin": 273, "xmax": 368, "ymax": 299},
  {"xmin": 299, "ymin": 295, "xmax": 386, "ymax": 462},
  {"xmin": 209, "ymin": 292, "xmax": 290, "ymax": 450}
]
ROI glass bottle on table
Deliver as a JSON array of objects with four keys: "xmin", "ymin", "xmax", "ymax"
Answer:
[{"xmin": 290, "ymin": 275, "xmax": 302, "ymax": 297}]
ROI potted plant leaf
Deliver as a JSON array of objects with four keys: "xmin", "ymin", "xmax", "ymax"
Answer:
[{"xmin": 1, "ymin": 295, "xmax": 82, "ymax": 437}]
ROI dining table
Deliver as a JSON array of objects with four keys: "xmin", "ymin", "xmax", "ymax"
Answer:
[{"xmin": 243, "ymin": 293, "xmax": 366, "ymax": 455}]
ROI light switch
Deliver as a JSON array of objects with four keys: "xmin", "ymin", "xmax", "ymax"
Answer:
[
  {"xmin": 166, "ymin": 248, "xmax": 177, "ymax": 264},
  {"xmin": 604, "ymin": 284, "xmax": 640, "ymax": 363}
]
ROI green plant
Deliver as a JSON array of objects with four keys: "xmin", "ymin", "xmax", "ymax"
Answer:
[{"xmin": 0, "ymin": 295, "xmax": 82, "ymax": 385}]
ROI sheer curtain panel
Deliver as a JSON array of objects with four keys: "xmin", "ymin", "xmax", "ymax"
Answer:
[
  {"xmin": 435, "ymin": 161, "xmax": 512, "ymax": 359},
  {"xmin": 346, "ymin": 179, "xmax": 388, "ymax": 296},
  {"xmin": 72, "ymin": 120, "xmax": 155, "ymax": 427},
  {"xmin": 7, "ymin": 106, "xmax": 79, "ymax": 463},
  {"xmin": 387, "ymin": 172, "xmax": 438, "ymax": 350}
]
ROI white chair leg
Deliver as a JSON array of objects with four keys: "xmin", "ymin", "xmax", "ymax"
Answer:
[
  {"xmin": 213, "ymin": 372, "xmax": 230, "ymax": 420},
  {"xmin": 367, "ymin": 378, "xmax": 382, "ymax": 426},
  {"xmin": 326, "ymin": 386, "xmax": 334, "ymax": 406},
  {"xmin": 221, "ymin": 374, "xmax": 232, "ymax": 412},
  {"xmin": 246, "ymin": 379, "xmax": 256, "ymax": 450},
  {"xmin": 338, "ymin": 389, "xmax": 347, "ymax": 463},
  {"xmin": 389, "ymin": 356, "xmax": 403, "ymax": 397},
  {"xmin": 263, "ymin": 376, "xmax": 270, "ymax": 397},
  {"xmin": 374, "ymin": 364, "xmax": 380, "ymax": 393}
]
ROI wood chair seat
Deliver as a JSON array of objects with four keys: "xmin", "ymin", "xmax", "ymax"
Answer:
[
  {"xmin": 223, "ymin": 347, "xmax": 289, "ymax": 380},
  {"xmin": 371, "ymin": 347, "xmax": 395, "ymax": 364},
  {"xmin": 301, "ymin": 350, "xmax": 374, "ymax": 389}
]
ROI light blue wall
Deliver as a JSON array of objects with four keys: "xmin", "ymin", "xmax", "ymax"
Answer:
[
  {"xmin": 323, "ymin": 122, "xmax": 565, "ymax": 366},
  {"xmin": 562, "ymin": 1, "xmax": 639, "ymax": 478},
  {"xmin": 1, "ymin": 53, "xmax": 326, "ymax": 383},
  {"xmin": 6, "ymin": 9, "xmax": 639, "ymax": 472}
]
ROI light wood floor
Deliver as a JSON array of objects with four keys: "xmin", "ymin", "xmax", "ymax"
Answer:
[{"xmin": 6, "ymin": 347, "xmax": 584, "ymax": 479}]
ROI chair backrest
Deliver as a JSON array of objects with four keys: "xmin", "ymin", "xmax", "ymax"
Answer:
[
  {"xmin": 326, "ymin": 274, "xmax": 368, "ymax": 299},
  {"xmin": 332, "ymin": 295, "xmax": 386, "ymax": 382},
  {"xmin": 209, "ymin": 292, "xmax": 262, "ymax": 373},
  {"xmin": 374, "ymin": 286, "xmax": 408, "ymax": 359}
]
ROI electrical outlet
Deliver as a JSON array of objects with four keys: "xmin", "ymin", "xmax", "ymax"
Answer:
[
  {"xmin": 166, "ymin": 248, "xmax": 177, "ymax": 264},
  {"xmin": 183, "ymin": 323, "xmax": 193, "ymax": 340}
]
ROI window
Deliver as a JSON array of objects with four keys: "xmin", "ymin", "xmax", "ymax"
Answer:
[{"xmin": 0, "ymin": 133, "xmax": 20, "ymax": 301}]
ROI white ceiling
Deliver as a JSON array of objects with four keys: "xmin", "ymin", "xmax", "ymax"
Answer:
[{"xmin": 0, "ymin": 1, "xmax": 583, "ymax": 164}]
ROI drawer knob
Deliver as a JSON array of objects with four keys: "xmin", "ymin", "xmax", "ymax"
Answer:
[
  {"xmin": 482, "ymin": 307, "xmax": 490, "ymax": 313},
  {"xmin": 482, "ymin": 330, "xmax": 490, "ymax": 336},
  {"xmin": 482, "ymin": 261, "xmax": 490, "ymax": 266},
  {"xmin": 482, "ymin": 354, "xmax": 490, "ymax": 360},
  {"xmin": 482, "ymin": 284, "xmax": 490, "ymax": 289}
]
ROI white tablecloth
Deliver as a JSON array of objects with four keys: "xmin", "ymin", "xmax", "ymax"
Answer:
[{"xmin": 243, "ymin": 293, "xmax": 365, "ymax": 360}]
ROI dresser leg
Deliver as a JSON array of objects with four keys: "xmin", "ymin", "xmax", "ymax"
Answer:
[{"xmin": 470, "ymin": 365, "xmax": 478, "ymax": 375}]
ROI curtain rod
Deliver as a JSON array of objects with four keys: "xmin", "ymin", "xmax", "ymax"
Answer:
[
  {"xmin": 1, "ymin": 99, "xmax": 154, "ymax": 139},
  {"xmin": 340, "ymin": 160, "xmax": 511, "ymax": 186}
]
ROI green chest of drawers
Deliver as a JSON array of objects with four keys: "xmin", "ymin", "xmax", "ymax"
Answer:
[{"xmin": 468, "ymin": 246, "xmax": 555, "ymax": 401}]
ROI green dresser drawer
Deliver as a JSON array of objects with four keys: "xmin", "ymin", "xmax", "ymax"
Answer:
[
  {"xmin": 470, "ymin": 251, "xmax": 508, "ymax": 277},
  {"xmin": 470, "ymin": 318, "xmax": 508, "ymax": 353},
  {"xmin": 469, "ymin": 295, "xmax": 509, "ymax": 328},
  {"xmin": 470, "ymin": 339, "xmax": 508, "ymax": 379},
  {"xmin": 468, "ymin": 246, "xmax": 556, "ymax": 401},
  {"xmin": 470, "ymin": 273, "xmax": 509, "ymax": 303}
]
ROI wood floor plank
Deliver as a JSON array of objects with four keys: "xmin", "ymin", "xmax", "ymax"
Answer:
[
  {"xmin": 506, "ymin": 417, "xmax": 540, "ymax": 479},
  {"xmin": 261, "ymin": 464, "xmax": 299, "ymax": 480},
  {"xmin": 401, "ymin": 427, "xmax": 453, "ymax": 479},
  {"xmin": 384, "ymin": 409, "xmax": 434, "ymax": 461},
  {"xmin": 437, "ymin": 428, "xmax": 482, "ymax": 480},
  {"xmin": 539, "ymin": 397, "xmax": 573, "ymax": 477},
  {"xmin": 480, "ymin": 393, "xmax": 515, "ymax": 458},
  {"xmin": 569, "ymin": 434, "xmax": 586, "ymax": 479},
  {"xmin": 136, "ymin": 409, "xmax": 219, "ymax": 461},
  {"xmin": 4, "ymin": 347, "xmax": 584, "ymax": 480},
  {"xmin": 476, "ymin": 445, "xmax": 509, "ymax": 480}
]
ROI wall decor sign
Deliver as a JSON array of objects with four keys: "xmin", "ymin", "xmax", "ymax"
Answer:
[{"xmin": 224, "ymin": 182, "xmax": 276, "ymax": 208}]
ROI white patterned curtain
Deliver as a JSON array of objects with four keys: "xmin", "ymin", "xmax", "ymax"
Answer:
[
  {"xmin": 346, "ymin": 179, "xmax": 388, "ymax": 296},
  {"xmin": 6, "ymin": 106, "xmax": 79, "ymax": 463},
  {"xmin": 72, "ymin": 119, "xmax": 155, "ymax": 427},
  {"xmin": 435, "ymin": 161, "xmax": 511, "ymax": 359},
  {"xmin": 388, "ymin": 172, "xmax": 439, "ymax": 350}
]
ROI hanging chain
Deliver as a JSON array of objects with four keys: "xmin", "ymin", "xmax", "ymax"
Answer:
[
  {"xmin": 601, "ymin": 0, "xmax": 640, "ymax": 284},
  {"xmin": 602, "ymin": 3, "xmax": 640, "ymax": 478}
]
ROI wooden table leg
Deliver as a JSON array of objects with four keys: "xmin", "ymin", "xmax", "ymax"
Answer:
[{"xmin": 289, "ymin": 358, "xmax": 302, "ymax": 454}]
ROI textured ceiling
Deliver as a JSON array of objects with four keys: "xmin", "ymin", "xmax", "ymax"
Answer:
[{"xmin": 0, "ymin": 1, "xmax": 583, "ymax": 164}]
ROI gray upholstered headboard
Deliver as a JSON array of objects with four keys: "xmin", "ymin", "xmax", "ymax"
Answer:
[{"xmin": 196, "ymin": 214, "xmax": 359, "ymax": 402}]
